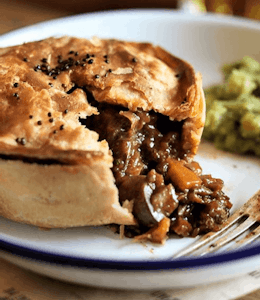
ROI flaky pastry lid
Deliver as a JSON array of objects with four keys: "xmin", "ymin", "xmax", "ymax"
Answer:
[{"xmin": 0, "ymin": 36, "xmax": 205, "ymax": 161}]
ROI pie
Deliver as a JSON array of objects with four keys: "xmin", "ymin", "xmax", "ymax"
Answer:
[{"xmin": 0, "ymin": 36, "xmax": 231, "ymax": 243}]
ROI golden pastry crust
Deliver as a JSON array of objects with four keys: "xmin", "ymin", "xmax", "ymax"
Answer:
[{"xmin": 0, "ymin": 36, "xmax": 205, "ymax": 228}]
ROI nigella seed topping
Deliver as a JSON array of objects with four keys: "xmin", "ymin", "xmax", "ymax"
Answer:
[
  {"xmin": 88, "ymin": 59, "xmax": 94, "ymax": 64},
  {"xmin": 60, "ymin": 125, "xmax": 64, "ymax": 130},
  {"xmin": 74, "ymin": 51, "xmax": 79, "ymax": 56},
  {"xmin": 69, "ymin": 50, "xmax": 74, "ymax": 54},
  {"xmin": 21, "ymin": 138, "xmax": 26, "ymax": 145},
  {"xmin": 105, "ymin": 59, "xmax": 110, "ymax": 64},
  {"xmin": 104, "ymin": 55, "xmax": 108, "ymax": 59},
  {"xmin": 75, "ymin": 60, "xmax": 80, "ymax": 66},
  {"xmin": 91, "ymin": 54, "xmax": 95, "ymax": 57},
  {"xmin": 64, "ymin": 109, "xmax": 68, "ymax": 114},
  {"xmin": 132, "ymin": 57, "xmax": 137, "ymax": 63},
  {"xmin": 181, "ymin": 97, "xmax": 187, "ymax": 104},
  {"xmin": 49, "ymin": 118, "xmax": 54, "ymax": 123},
  {"xmin": 48, "ymin": 83, "xmax": 53, "ymax": 87},
  {"xmin": 53, "ymin": 130, "xmax": 57, "ymax": 134},
  {"xmin": 37, "ymin": 120, "xmax": 42, "ymax": 125},
  {"xmin": 29, "ymin": 115, "xmax": 33, "ymax": 119},
  {"xmin": 53, "ymin": 76, "xmax": 57, "ymax": 80},
  {"xmin": 13, "ymin": 83, "xmax": 19, "ymax": 88},
  {"xmin": 94, "ymin": 74, "xmax": 100, "ymax": 79},
  {"xmin": 16, "ymin": 137, "xmax": 26, "ymax": 145},
  {"xmin": 175, "ymin": 74, "xmax": 180, "ymax": 78},
  {"xmin": 23, "ymin": 57, "xmax": 28, "ymax": 62},
  {"xmin": 48, "ymin": 112, "xmax": 52, "ymax": 117},
  {"xmin": 13, "ymin": 93, "xmax": 19, "ymax": 98},
  {"xmin": 108, "ymin": 69, "xmax": 112, "ymax": 73},
  {"xmin": 41, "ymin": 58, "xmax": 48, "ymax": 63},
  {"xmin": 86, "ymin": 54, "xmax": 90, "ymax": 59},
  {"xmin": 82, "ymin": 58, "xmax": 87, "ymax": 62},
  {"xmin": 81, "ymin": 63, "xmax": 86, "ymax": 67}
]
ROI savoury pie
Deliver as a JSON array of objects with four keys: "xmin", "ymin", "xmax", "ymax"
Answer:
[{"xmin": 0, "ymin": 37, "xmax": 231, "ymax": 243}]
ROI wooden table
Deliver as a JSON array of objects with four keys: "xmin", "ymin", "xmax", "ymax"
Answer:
[{"xmin": 0, "ymin": 0, "xmax": 259, "ymax": 299}]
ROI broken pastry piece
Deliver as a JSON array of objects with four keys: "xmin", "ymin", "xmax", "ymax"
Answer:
[{"xmin": 0, "ymin": 36, "xmax": 231, "ymax": 243}]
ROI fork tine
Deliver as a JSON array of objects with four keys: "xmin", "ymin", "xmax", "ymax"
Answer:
[
  {"xmin": 192, "ymin": 216, "xmax": 254, "ymax": 256},
  {"xmin": 172, "ymin": 190, "xmax": 260, "ymax": 258},
  {"xmin": 227, "ymin": 223, "xmax": 260, "ymax": 251},
  {"xmin": 172, "ymin": 213, "xmax": 242, "ymax": 258}
]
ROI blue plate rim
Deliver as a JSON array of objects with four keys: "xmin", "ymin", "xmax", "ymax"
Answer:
[{"xmin": 1, "ymin": 237, "xmax": 260, "ymax": 271}]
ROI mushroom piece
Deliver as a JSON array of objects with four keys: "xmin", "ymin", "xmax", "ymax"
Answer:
[{"xmin": 118, "ymin": 170, "xmax": 179, "ymax": 227}]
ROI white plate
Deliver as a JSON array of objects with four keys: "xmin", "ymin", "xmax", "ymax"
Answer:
[{"xmin": 1, "ymin": 9, "xmax": 260, "ymax": 290}]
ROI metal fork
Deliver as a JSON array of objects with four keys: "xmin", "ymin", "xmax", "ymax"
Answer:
[{"xmin": 173, "ymin": 190, "xmax": 260, "ymax": 257}]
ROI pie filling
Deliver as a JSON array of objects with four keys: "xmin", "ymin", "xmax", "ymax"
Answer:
[{"xmin": 83, "ymin": 95, "xmax": 232, "ymax": 243}]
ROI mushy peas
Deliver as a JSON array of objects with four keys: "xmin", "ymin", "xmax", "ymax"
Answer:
[{"xmin": 203, "ymin": 56, "xmax": 260, "ymax": 155}]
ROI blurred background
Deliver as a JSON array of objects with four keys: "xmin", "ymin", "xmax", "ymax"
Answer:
[{"xmin": 0, "ymin": 0, "xmax": 260, "ymax": 36}]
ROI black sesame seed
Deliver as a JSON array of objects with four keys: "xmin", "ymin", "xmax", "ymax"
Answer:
[
  {"xmin": 74, "ymin": 51, "xmax": 79, "ymax": 56},
  {"xmin": 94, "ymin": 74, "xmax": 100, "ymax": 79},
  {"xmin": 88, "ymin": 59, "xmax": 94, "ymax": 64},
  {"xmin": 60, "ymin": 125, "xmax": 64, "ymax": 130},
  {"xmin": 86, "ymin": 54, "xmax": 90, "ymax": 59},
  {"xmin": 91, "ymin": 54, "xmax": 95, "ymax": 57},
  {"xmin": 49, "ymin": 118, "xmax": 54, "ymax": 123},
  {"xmin": 21, "ymin": 138, "xmax": 26, "ymax": 145},
  {"xmin": 48, "ymin": 83, "xmax": 53, "ymax": 87},
  {"xmin": 64, "ymin": 109, "xmax": 68, "ymax": 114},
  {"xmin": 13, "ymin": 83, "xmax": 19, "ymax": 88},
  {"xmin": 48, "ymin": 112, "xmax": 52, "ymax": 117},
  {"xmin": 82, "ymin": 58, "xmax": 87, "ymax": 62},
  {"xmin": 53, "ymin": 76, "xmax": 57, "ymax": 80},
  {"xmin": 29, "ymin": 115, "xmax": 33, "ymax": 119},
  {"xmin": 41, "ymin": 58, "xmax": 48, "ymax": 63},
  {"xmin": 108, "ymin": 69, "xmax": 112, "ymax": 73},
  {"xmin": 37, "ymin": 120, "xmax": 42, "ymax": 125},
  {"xmin": 34, "ymin": 67, "xmax": 39, "ymax": 72},
  {"xmin": 13, "ymin": 93, "xmax": 19, "ymax": 98},
  {"xmin": 175, "ymin": 74, "xmax": 180, "ymax": 78},
  {"xmin": 69, "ymin": 50, "xmax": 74, "ymax": 54},
  {"xmin": 75, "ymin": 60, "xmax": 80, "ymax": 66},
  {"xmin": 181, "ymin": 97, "xmax": 187, "ymax": 104},
  {"xmin": 132, "ymin": 57, "xmax": 137, "ymax": 63},
  {"xmin": 41, "ymin": 64, "xmax": 49, "ymax": 71},
  {"xmin": 104, "ymin": 55, "xmax": 108, "ymax": 59},
  {"xmin": 81, "ymin": 63, "xmax": 86, "ymax": 67},
  {"xmin": 53, "ymin": 130, "xmax": 57, "ymax": 134},
  {"xmin": 16, "ymin": 138, "xmax": 21, "ymax": 143},
  {"xmin": 105, "ymin": 59, "xmax": 110, "ymax": 64},
  {"xmin": 23, "ymin": 57, "xmax": 28, "ymax": 62}
]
